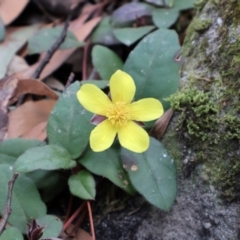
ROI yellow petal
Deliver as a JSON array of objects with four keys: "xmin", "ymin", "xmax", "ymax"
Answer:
[
  {"xmin": 110, "ymin": 70, "xmax": 136, "ymax": 103},
  {"xmin": 77, "ymin": 84, "xmax": 111, "ymax": 115},
  {"xmin": 118, "ymin": 121, "xmax": 149, "ymax": 153},
  {"xmin": 129, "ymin": 98, "xmax": 164, "ymax": 121},
  {"xmin": 90, "ymin": 120, "xmax": 117, "ymax": 152}
]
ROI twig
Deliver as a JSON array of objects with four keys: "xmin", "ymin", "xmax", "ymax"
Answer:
[
  {"xmin": 0, "ymin": 173, "xmax": 19, "ymax": 235},
  {"xmin": 82, "ymin": 39, "xmax": 90, "ymax": 80},
  {"xmin": 17, "ymin": 12, "xmax": 73, "ymax": 106},
  {"xmin": 87, "ymin": 201, "xmax": 95, "ymax": 240},
  {"xmin": 65, "ymin": 72, "xmax": 75, "ymax": 89},
  {"xmin": 32, "ymin": 14, "xmax": 72, "ymax": 79},
  {"xmin": 63, "ymin": 202, "xmax": 87, "ymax": 231}
]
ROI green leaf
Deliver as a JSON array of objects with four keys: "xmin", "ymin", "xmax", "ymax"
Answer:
[
  {"xmin": 37, "ymin": 215, "xmax": 63, "ymax": 240},
  {"xmin": 0, "ymin": 227, "xmax": 23, "ymax": 240},
  {"xmin": 91, "ymin": 16, "xmax": 120, "ymax": 45},
  {"xmin": 174, "ymin": 0, "xmax": 197, "ymax": 10},
  {"xmin": 0, "ymin": 17, "xmax": 5, "ymax": 42},
  {"xmin": 80, "ymin": 80, "xmax": 109, "ymax": 89},
  {"xmin": 28, "ymin": 26, "xmax": 85, "ymax": 54},
  {"xmin": 0, "ymin": 164, "xmax": 46, "ymax": 233},
  {"xmin": 0, "ymin": 139, "xmax": 45, "ymax": 165},
  {"xmin": 0, "ymin": 24, "xmax": 39, "ymax": 79},
  {"xmin": 47, "ymin": 82, "xmax": 94, "ymax": 159},
  {"xmin": 14, "ymin": 145, "xmax": 76, "ymax": 173},
  {"xmin": 124, "ymin": 29, "xmax": 180, "ymax": 112},
  {"xmin": 144, "ymin": 0, "xmax": 165, "ymax": 6},
  {"xmin": 68, "ymin": 170, "xmax": 96, "ymax": 200},
  {"xmin": 152, "ymin": 8, "xmax": 179, "ymax": 28},
  {"xmin": 121, "ymin": 137, "xmax": 177, "ymax": 211},
  {"xmin": 26, "ymin": 170, "xmax": 67, "ymax": 202},
  {"xmin": 111, "ymin": 2, "xmax": 155, "ymax": 27},
  {"xmin": 78, "ymin": 146, "xmax": 135, "ymax": 195},
  {"xmin": 92, "ymin": 45, "xmax": 123, "ymax": 80},
  {"xmin": 113, "ymin": 26, "xmax": 155, "ymax": 46}
]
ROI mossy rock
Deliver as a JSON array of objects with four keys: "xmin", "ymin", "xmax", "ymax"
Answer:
[{"xmin": 164, "ymin": 0, "xmax": 240, "ymax": 201}]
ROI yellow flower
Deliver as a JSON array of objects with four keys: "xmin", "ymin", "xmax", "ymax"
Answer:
[{"xmin": 77, "ymin": 70, "xmax": 164, "ymax": 153}]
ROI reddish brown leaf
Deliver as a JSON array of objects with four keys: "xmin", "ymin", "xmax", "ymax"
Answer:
[
  {"xmin": 21, "ymin": 121, "xmax": 47, "ymax": 141},
  {"xmin": 10, "ymin": 79, "xmax": 58, "ymax": 104},
  {"xmin": 0, "ymin": 0, "xmax": 29, "ymax": 25},
  {"xmin": 8, "ymin": 99, "xmax": 56, "ymax": 138},
  {"xmin": 150, "ymin": 108, "xmax": 174, "ymax": 139}
]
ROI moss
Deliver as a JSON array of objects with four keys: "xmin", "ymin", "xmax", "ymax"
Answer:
[
  {"xmin": 194, "ymin": 0, "xmax": 208, "ymax": 11},
  {"xmin": 193, "ymin": 19, "xmax": 212, "ymax": 32},
  {"xmin": 165, "ymin": 0, "xmax": 240, "ymax": 201}
]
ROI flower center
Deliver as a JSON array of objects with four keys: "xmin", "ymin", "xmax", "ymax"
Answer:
[{"xmin": 106, "ymin": 102, "xmax": 130, "ymax": 126}]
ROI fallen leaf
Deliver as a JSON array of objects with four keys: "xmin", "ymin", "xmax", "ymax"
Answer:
[
  {"xmin": 0, "ymin": 76, "xmax": 18, "ymax": 141},
  {"xmin": 0, "ymin": 0, "xmax": 29, "ymax": 25},
  {"xmin": 10, "ymin": 79, "xmax": 58, "ymax": 104},
  {"xmin": 8, "ymin": 99, "xmax": 56, "ymax": 138},
  {"xmin": 44, "ymin": 77, "xmax": 65, "ymax": 91},
  {"xmin": 21, "ymin": 121, "xmax": 47, "ymax": 141},
  {"xmin": 16, "ymin": 5, "xmax": 101, "ymax": 80},
  {"xmin": 0, "ymin": 25, "xmax": 39, "ymax": 79},
  {"xmin": 150, "ymin": 108, "xmax": 174, "ymax": 139},
  {"xmin": 7, "ymin": 55, "xmax": 29, "ymax": 76},
  {"xmin": 66, "ymin": 225, "xmax": 92, "ymax": 240}
]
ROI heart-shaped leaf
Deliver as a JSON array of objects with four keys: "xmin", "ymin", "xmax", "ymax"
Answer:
[
  {"xmin": 92, "ymin": 45, "xmax": 123, "ymax": 80},
  {"xmin": 26, "ymin": 170, "xmax": 67, "ymax": 202},
  {"xmin": 91, "ymin": 17, "xmax": 119, "ymax": 45},
  {"xmin": 14, "ymin": 145, "xmax": 76, "ymax": 173},
  {"xmin": 113, "ymin": 26, "xmax": 155, "ymax": 46},
  {"xmin": 0, "ymin": 164, "xmax": 46, "ymax": 233},
  {"xmin": 124, "ymin": 29, "xmax": 180, "ymax": 112},
  {"xmin": 36, "ymin": 215, "xmax": 63, "ymax": 240},
  {"xmin": 0, "ymin": 139, "xmax": 45, "ymax": 165},
  {"xmin": 0, "ymin": 227, "xmax": 23, "ymax": 240},
  {"xmin": 121, "ymin": 137, "xmax": 177, "ymax": 210},
  {"xmin": 111, "ymin": 2, "xmax": 155, "ymax": 27},
  {"xmin": 47, "ymin": 82, "xmax": 94, "ymax": 159},
  {"xmin": 28, "ymin": 26, "xmax": 85, "ymax": 54},
  {"xmin": 152, "ymin": 8, "xmax": 179, "ymax": 28},
  {"xmin": 78, "ymin": 146, "xmax": 135, "ymax": 195},
  {"xmin": 80, "ymin": 80, "xmax": 109, "ymax": 89},
  {"xmin": 174, "ymin": 0, "xmax": 197, "ymax": 10},
  {"xmin": 68, "ymin": 170, "xmax": 96, "ymax": 200}
]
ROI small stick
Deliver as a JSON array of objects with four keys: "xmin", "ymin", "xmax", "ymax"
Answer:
[
  {"xmin": 87, "ymin": 201, "xmax": 95, "ymax": 240},
  {"xmin": 65, "ymin": 72, "xmax": 75, "ymax": 89},
  {"xmin": 32, "ymin": 13, "xmax": 72, "ymax": 79},
  {"xmin": 17, "ymin": 13, "xmax": 73, "ymax": 106},
  {"xmin": 63, "ymin": 202, "xmax": 86, "ymax": 231},
  {"xmin": 0, "ymin": 173, "xmax": 19, "ymax": 235},
  {"xmin": 82, "ymin": 40, "xmax": 90, "ymax": 80}
]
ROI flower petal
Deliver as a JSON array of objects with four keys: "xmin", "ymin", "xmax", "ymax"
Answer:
[
  {"xmin": 90, "ymin": 120, "xmax": 117, "ymax": 152},
  {"xmin": 110, "ymin": 70, "xmax": 136, "ymax": 103},
  {"xmin": 118, "ymin": 121, "xmax": 149, "ymax": 153},
  {"xmin": 129, "ymin": 98, "xmax": 164, "ymax": 121},
  {"xmin": 77, "ymin": 84, "xmax": 111, "ymax": 115}
]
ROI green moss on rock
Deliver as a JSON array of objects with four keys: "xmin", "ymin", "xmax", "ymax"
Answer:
[{"xmin": 164, "ymin": 0, "xmax": 240, "ymax": 201}]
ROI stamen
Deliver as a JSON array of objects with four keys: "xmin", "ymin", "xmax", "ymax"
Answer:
[{"xmin": 106, "ymin": 102, "xmax": 130, "ymax": 126}]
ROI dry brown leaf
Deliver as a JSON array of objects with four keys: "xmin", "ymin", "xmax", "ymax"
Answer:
[
  {"xmin": 7, "ymin": 55, "xmax": 29, "ymax": 76},
  {"xmin": 0, "ymin": 77, "xmax": 19, "ymax": 141},
  {"xmin": 10, "ymin": 79, "xmax": 58, "ymax": 104},
  {"xmin": 150, "ymin": 108, "xmax": 174, "ymax": 139},
  {"xmin": 21, "ymin": 121, "xmax": 47, "ymax": 141},
  {"xmin": 66, "ymin": 225, "xmax": 92, "ymax": 240},
  {"xmin": 45, "ymin": 77, "xmax": 65, "ymax": 91},
  {"xmin": 16, "ymin": 6, "xmax": 102, "ymax": 80},
  {"xmin": 0, "ymin": 0, "xmax": 29, "ymax": 25},
  {"xmin": 8, "ymin": 99, "xmax": 56, "ymax": 138}
]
